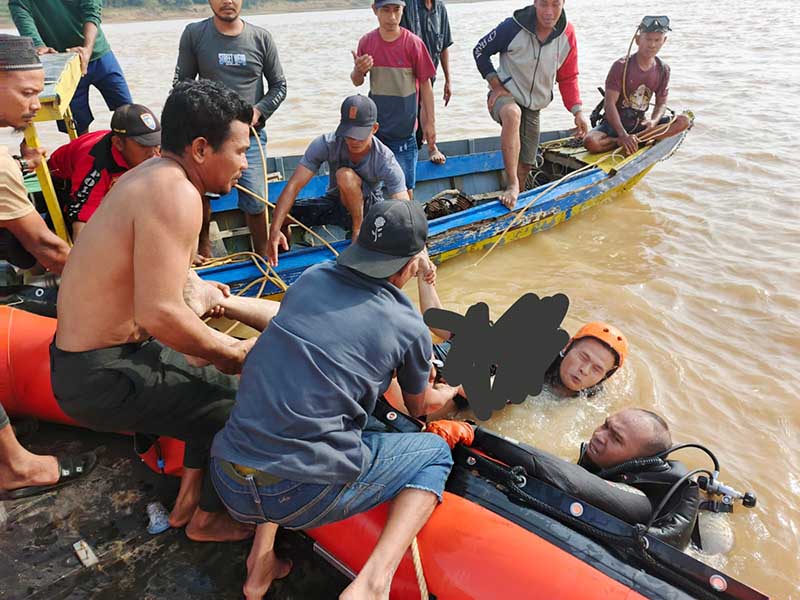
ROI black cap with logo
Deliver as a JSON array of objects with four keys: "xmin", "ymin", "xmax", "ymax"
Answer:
[
  {"xmin": 337, "ymin": 200, "xmax": 428, "ymax": 279},
  {"xmin": 110, "ymin": 104, "xmax": 162, "ymax": 147},
  {"xmin": 335, "ymin": 95, "xmax": 379, "ymax": 141}
]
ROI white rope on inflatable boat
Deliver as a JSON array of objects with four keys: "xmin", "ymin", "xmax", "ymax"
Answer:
[{"xmin": 411, "ymin": 536, "xmax": 429, "ymax": 599}]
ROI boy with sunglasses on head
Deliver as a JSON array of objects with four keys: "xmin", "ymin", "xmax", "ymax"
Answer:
[{"xmin": 584, "ymin": 16, "xmax": 691, "ymax": 156}]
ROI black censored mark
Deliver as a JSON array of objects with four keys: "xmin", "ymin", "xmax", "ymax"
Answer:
[{"xmin": 424, "ymin": 293, "xmax": 570, "ymax": 421}]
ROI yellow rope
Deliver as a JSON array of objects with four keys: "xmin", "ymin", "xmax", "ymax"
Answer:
[
  {"xmin": 410, "ymin": 537, "xmax": 429, "ymax": 599},
  {"xmin": 235, "ymin": 183, "xmax": 340, "ymax": 258},
  {"xmin": 475, "ymin": 112, "xmax": 678, "ymax": 267}
]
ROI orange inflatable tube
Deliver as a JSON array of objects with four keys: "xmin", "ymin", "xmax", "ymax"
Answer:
[
  {"xmin": 0, "ymin": 306, "xmax": 651, "ymax": 599},
  {"xmin": 0, "ymin": 305, "xmax": 77, "ymax": 426}
]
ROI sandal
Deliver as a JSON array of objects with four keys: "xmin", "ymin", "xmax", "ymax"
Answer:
[{"xmin": 1, "ymin": 451, "xmax": 98, "ymax": 501}]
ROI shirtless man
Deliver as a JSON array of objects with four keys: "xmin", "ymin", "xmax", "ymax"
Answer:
[{"xmin": 50, "ymin": 79, "xmax": 256, "ymax": 542}]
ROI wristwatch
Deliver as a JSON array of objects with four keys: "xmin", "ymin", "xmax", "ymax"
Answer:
[{"xmin": 12, "ymin": 155, "xmax": 31, "ymax": 174}]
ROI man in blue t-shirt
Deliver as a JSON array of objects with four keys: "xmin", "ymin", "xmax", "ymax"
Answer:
[
  {"xmin": 211, "ymin": 200, "xmax": 459, "ymax": 599},
  {"xmin": 267, "ymin": 94, "xmax": 409, "ymax": 267}
]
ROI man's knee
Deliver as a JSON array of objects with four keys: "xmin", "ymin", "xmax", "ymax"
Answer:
[
  {"xmin": 499, "ymin": 102, "xmax": 522, "ymax": 128},
  {"xmin": 335, "ymin": 167, "xmax": 362, "ymax": 191},
  {"xmin": 583, "ymin": 132, "xmax": 606, "ymax": 153},
  {"xmin": 674, "ymin": 115, "xmax": 691, "ymax": 132}
]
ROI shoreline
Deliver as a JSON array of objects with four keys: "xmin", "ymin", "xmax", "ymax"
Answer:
[{"xmin": 0, "ymin": 0, "xmax": 487, "ymax": 29}]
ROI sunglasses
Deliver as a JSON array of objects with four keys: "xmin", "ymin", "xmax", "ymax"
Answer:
[{"xmin": 639, "ymin": 15, "xmax": 671, "ymax": 32}]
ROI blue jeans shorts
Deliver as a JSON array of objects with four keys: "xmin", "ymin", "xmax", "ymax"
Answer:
[
  {"xmin": 62, "ymin": 51, "xmax": 133, "ymax": 134},
  {"xmin": 291, "ymin": 189, "xmax": 383, "ymax": 230},
  {"xmin": 237, "ymin": 128, "xmax": 269, "ymax": 215},
  {"xmin": 594, "ymin": 115, "xmax": 671, "ymax": 137},
  {"xmin": 379, "ymin": 135, "xmax": 417, "ymax": 190},
  {"xmin": 210, "ymin": 430, "xmax": 453, "ymax": 530}
]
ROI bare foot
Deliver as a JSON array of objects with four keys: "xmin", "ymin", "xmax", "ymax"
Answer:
[
  {"xmin": 499, "ymin": 184, "xmax": 519, "ymax": 209},
  {"xmin": 243, "ymin": 551, "xmax": 293, "ymax": 600},
  {"xmin": 169, "ymin": 466, "xmax": 203, "ymax": 527},
  {"xmin": 429, "ymin": 149, "xmax": 447, "ymax": 165},
  {"xmin": 339, "ymin": 573, "xmax": 390, "ymax": 600},
  {"xmin": 185, "ymin": 508, "xmax": 255, "ymax": 542},
  {"xmin": 183, "ymin": 270, "xmax": 226, "ymax": 317},
  {"xmin": 0, "ymin": 451, "xmax": 59, "ymax": 492}
]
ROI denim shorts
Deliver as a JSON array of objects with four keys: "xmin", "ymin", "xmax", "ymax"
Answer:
[
  {"xmin": 238, "ymin": 128, "xmax": 268, "ymax": 215},
  {"xmin": 378, "ymin": 135, "xmax": 418, "ymax": 190},
  {"xmin": 211, "ymin": 430, "xmax": 453, "ymax": 530},
  {"xmin": 594, "ymin": 115, "xmax": 671, "ymax": 138},
  {"xmin": 291, "ymin": 190, "xmax": 383, "ymax": 230}
]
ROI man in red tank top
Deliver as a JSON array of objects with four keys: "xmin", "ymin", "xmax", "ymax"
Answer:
[{"xmin": 584, "ymin": 15, "xmax": 692, "ymax": 155}]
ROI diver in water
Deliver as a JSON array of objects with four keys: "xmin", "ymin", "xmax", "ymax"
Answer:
[{"xmin": 429, "ymin": 407, "xmax": 753, "ymax": 552}]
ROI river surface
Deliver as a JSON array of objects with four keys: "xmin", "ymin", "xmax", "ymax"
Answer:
[{"xmin": 3, "ymin": 0, "xmax": 799, "ymax": 597}]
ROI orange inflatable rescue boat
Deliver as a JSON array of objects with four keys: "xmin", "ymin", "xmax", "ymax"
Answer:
[{"xmin": 0, "ymin": 306, "xmax": 766, "ymax": 600}]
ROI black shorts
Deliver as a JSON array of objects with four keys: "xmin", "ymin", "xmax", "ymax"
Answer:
[{"xmin": 50, "ymin": 338, "xmax": 238, "ymax": 510}]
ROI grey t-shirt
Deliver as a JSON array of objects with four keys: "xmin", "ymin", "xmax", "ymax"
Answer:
[
  {"xmin": 299, "ymin": 133, "xmax": 407, "ymax": 199},
  {"xmin": 211, "ymin": 262, "xmax": 432, "ymax": 484},
  {"xmin": 174, "ymin": 19, "xmax": 286, "ymax": 124}
]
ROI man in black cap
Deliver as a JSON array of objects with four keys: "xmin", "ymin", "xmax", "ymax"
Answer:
[
  {"xmin": 266, "ymin": 94, "xmax": 409, "ymax": 267},
  {"xmin": 48, "ymin": 103, "xmax": 161, "ymax": 239},
  {"xmin": 584, "ymin": 16, "xmax": 691, "ymax": 155},
  {"xmin": 0, "ymin": 34, "xmax": 96, "ymax": 501},
  {"xmin": 210, "ymin": 200, "xmax": 459, "ymax": 599}
]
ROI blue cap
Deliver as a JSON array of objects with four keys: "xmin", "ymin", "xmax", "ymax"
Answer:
[{"xmin": 335, "ymin": 95, "xmax": 378, "ymax": 140}]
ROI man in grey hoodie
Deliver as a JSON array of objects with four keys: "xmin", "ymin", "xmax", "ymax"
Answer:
[{"xmin": 474, "ymin": 0, "xmax": 590, "ymax": 208}]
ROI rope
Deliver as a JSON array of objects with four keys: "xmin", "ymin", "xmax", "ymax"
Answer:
[
  {"xmin": 250, "ymin": 126, "xmax": 270, "ymax": 232},
  {"xmin": 474, "ymin": 110, "xmax": 678, "ymax": 267},
  {"xmin": 410, "ymin": 537, "xmax": 429, "ymax": 599},
  {"xmin": 234, "ymin": 183, "xmax": 339, "ymax": 258}
]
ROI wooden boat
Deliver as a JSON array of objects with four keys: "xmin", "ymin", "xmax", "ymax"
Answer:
[{"xmin": 198, "ymin": 125, "xmax": 690, "ymax": 297}]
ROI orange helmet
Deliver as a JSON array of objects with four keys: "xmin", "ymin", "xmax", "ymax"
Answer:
[{"xmin": 570, "ymin": 322, "xmax": 629, "ymax": 369}]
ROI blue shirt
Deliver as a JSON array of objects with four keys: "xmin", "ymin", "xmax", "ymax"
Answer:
[
  {"xmin": 299, "ymin": 132, "xmax": 407, "ymax": 199},
  {"xmin": 211, "ymin": 262, "xmax": 432, "ymax": 484}
]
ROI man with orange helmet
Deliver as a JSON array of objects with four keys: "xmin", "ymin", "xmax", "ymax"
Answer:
[
  {"xmin": 415, "ymin": 272, "xmax": 629, "ymax": 418},
  {"xmin": 546, "ymin": 321, "xmax": 628, "ymax": 396}
]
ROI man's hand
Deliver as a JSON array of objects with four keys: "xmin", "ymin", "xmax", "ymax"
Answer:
[
  {"xmin": 213, "ymin": 337, "xmax": 257, "ymax": 375},
  {"xmin": 417, "ymin": 249, "xmax": 437, "ymax": 285},
  {"xmin": 351, "ymin": 50, "xmax": 374, "ymax": 76},
  {"xmin": 251, "ymin": 106, "xmax": 262, "ymax": 127},
  {"xmin": 20, "ymin": 141, "xmax": 46, "ymax": 171},
  {"xmin": 487, "ymin": 85, "xmax": 512, "ymax": 113},
  {"xmin": 35, "ymin": 46, "xmax": 57, "ymax": 55},
  {"xmin": 202, "ymin": 280, "xmax": 230, "ymax": 319},
  {"xmin": 638, "ymin": 118, "xmax": 655, "ymax": 132},
  {"xmin": 618, "ymin": 132, "xmax": 639, "ymax": 156},
  {"xmin": 573, "ymin": 110, "xmax": 590, "ymax": 139},
  {"xmin": 426, "ymin": 418, "xmax": 475, "ymax": 449},
  {"xmin": 67, "ymin": 45, "xmax": 91, "ymax": 75},
  {"xmin": 266, "ymin": 230, "xmax": 289, "ymax": 267},
  {"xmin": 443, "ymin": 79, "xmax": 452, "ymax": 106}
]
